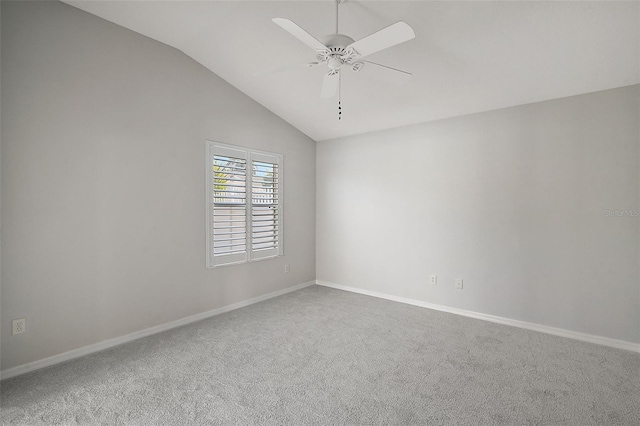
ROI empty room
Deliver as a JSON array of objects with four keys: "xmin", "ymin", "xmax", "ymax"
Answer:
[{"xmin": 1, "ymin": 0, "xmax": 639, "ymax": 424}]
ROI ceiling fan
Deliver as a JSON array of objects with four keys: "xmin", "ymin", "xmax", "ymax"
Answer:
[{"xmin": 271, "ymin": 0, "xmax": 415, "ymax": 101}]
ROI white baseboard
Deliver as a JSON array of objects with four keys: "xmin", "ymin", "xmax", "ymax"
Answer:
[
  {"xmin": 1, "ymin": 281, "xmax": 315, "ymax": 381},
  {"xmin": 316, "ymin": 280, "xmax": 640, "ymax": 354}
]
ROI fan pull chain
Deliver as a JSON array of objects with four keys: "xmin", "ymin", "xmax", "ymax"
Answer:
[{"xmin": 338, "ymin": 73, "xmax": 342, "ymax": 120}]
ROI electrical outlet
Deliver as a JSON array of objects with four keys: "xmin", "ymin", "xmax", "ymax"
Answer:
[
  {"xmin": 455, "ymin": 279, "xmax": 464, "ymax": 290},
  {"xmin": 12, "ymin": 318, "xmax": 26, "ymax": 335},
  {"xmin": 430, "ymin": 274, "xmax": 437, "ymax": 285},
  {"xmin": 284, "ymin": 264, "xmax": 290, "ymax": 273}
]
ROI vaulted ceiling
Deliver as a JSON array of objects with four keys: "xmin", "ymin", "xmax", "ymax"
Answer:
[{"xmin": 63, "ymin": 0, "xmax": 639, "ymax": 141}]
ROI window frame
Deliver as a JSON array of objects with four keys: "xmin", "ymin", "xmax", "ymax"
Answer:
[{"xmin": 206, "ymin": 141, "xmax": 283, "ymax": 268}]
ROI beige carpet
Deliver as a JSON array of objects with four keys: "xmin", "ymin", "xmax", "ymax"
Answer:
[{"xmin": 1, "ymin": 285, "xmax": 639, "ymax": 425}]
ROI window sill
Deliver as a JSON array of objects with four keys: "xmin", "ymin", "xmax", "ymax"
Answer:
[{"xmin": 207, "ymin": 253, "xmax": 283, "ymax": 269}]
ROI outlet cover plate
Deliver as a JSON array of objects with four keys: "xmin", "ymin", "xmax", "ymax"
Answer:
[
  {"xmin": 455, "ymin": 279, "xmax": 464, "ymax": 289},
  {"xmin": 12, "ymin": 318, "xmax": 26, "ymax": 335}
]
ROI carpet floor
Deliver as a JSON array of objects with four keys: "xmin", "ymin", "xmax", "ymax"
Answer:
[{"xmin": 1, "ymin": 285, "xmax": 639, "ymax": 425}]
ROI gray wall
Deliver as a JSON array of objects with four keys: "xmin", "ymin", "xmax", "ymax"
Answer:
[
  {"xmin": 1, "ymin": 1, "xmax": 316, "ymax": 371},
  {"xmin": 317, "ymin": 85, "xmax": 640, "ymax": 344}
]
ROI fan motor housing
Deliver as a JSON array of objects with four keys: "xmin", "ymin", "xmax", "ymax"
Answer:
[
  {"xmin": 320, "ymin": 34, "xmax": 355, "ymax": 49},
  {"xmin": 317, "ymin": 34, "xmax": 359, "ymax": 66}
]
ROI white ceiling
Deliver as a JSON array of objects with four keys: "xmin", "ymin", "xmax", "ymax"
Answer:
[{"xmin": 63, "ymin": 0, "xmax": 639, "ymax": 142}]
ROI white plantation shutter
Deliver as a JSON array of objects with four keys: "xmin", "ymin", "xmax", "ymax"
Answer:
[
  {"xmin": 207, "ymin": 144, "xmax": 248, "ymax": 267},
  {"xmin": 206, "ymin": 142, "xmax": 283, "ymax": 268},
  {"xmin": 251, "ymin": 153, "xmax": 281, "ymax": 260}
]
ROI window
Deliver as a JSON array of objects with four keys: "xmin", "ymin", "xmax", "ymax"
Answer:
[{"xmin": 206, "ymin": 141, "xmax": 283, "ymax": 268}]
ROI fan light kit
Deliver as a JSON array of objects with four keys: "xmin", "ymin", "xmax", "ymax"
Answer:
[{"xmin": 271, "ymin": 0, "xmax": 415, "ymax": 120}]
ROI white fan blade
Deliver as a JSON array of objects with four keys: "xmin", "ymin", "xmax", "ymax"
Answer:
[
  {"xmin": 321, "ymin": 73, "xmax": 339, "ymax": 99},
  {"xmin": 273, "ymin": 18, "xmax": 327, "ymax": 51},
  {"xmin": 361, "ymin": 60, "xmax": 412, "ymax": 85},
  {"xmin": 254, "ymin": 62, "xmax": 321, "ymax": 76},
  {"xmin": 347, "ymin": 21, "xmax": 415, "ymax": 59}
]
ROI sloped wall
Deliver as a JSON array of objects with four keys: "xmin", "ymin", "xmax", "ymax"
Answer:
[{"xmin": 1, "ymin": 0, "xmax": 316, "ymax": 371}]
